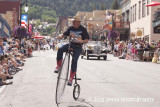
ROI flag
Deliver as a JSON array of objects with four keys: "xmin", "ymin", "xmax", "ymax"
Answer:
[
  {"xmin": 29, "ymin": 24, "xmax": 32, "ymax": 33},
  {"xmin": 21, "ymin": 15, "xmax": 28, "ymax": 28}
]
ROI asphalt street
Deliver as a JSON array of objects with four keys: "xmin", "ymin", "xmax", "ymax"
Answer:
[{"xmin": 0, "ymin": 50, "xmax": 160, "ymax": 107}]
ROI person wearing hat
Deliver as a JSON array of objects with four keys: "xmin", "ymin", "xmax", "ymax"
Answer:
[{"xmin": 54, "ymin": 16, "xmax": 90, "ymax": 86}]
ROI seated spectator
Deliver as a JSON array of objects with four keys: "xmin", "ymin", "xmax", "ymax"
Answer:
[
  {"xmin": 119, "ymin": 47, "xmax": 127, "ymax": 59},
  {"xmin": 152, "ymin": 52, "xmax": 159, "ymax": 63},
  {"xmin": 1, "ymin": 55, "xmax": 13, "ymax": 79},
  {"xmin": 0, "ymin": 64, "xmax": 12, "ymax": 85}
]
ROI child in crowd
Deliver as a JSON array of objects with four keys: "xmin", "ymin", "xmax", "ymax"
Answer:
[
  {"xmin": 152, "ymin": 52, "xmax": 159, "ymax": 63},
  {"xmin": 131, "ymin": 46, "xmax": 139, "ymax": 60}
]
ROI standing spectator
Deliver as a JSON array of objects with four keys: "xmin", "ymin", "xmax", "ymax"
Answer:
[
  {"xmin": 131, "ymin": 46, "xmax": 139, "ymax": 60},
  {"xmin": 138, "ymin": 43, "xmax": 144, "ymax": 60},
  {"xmin": 136, "ymin": 42, "xmax": 140, "ymax": 50},
  {"xmin": 114, "ymin": 43, "xmax": 118, "ymax": 56},
  {"xmin": 53, "ymin": 41, "xmax": 55, "ymax": 50},
  {"xmin": 127, "ymin": 41, "xmax": 132, "ymax": 55},
  {"xmin": 143, "ymin": 42, "xmax": 150, "ymax": 61},
  {"xmin": 118, "ymin": 41, "xmax": 123, "ymax": 57},
  {"xmin": 49, "ymin": 41, "xmax": 53, "ymax": 49}
]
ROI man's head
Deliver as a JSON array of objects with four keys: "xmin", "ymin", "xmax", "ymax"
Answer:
[{"xmin": 73, "ymin": 16, "xmax": 81, "ymax": 28}]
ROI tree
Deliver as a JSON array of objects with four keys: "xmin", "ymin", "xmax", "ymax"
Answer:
[
  {"xmin": 111, "ymin": 0, "xmax": 120, "ymax": 10},
  {"xmin": 23, "ymin": 0, "xmax": 121, "ymax": 17},
  {"xmin": 92, "ymin": 3, "xmax": 96, "ymax": 11},
  {"xmin": 101, "ymin": 4, "xmax": 106, "ymax": 10}
]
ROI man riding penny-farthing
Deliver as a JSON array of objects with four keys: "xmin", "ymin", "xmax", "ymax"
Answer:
[{"xmin": 54, "ymin": 16, "xmax": 89, "ymax": 105}]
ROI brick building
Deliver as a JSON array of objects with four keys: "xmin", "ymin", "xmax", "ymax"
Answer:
[{"xmin": 0, "ymin": 0, "xmax": 20, "ymax": 37}]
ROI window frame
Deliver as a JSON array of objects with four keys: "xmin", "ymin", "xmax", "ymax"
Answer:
[
  {"xmin": 142, "ymin": 0, "xmax": 146, "ymax": 17},
  {"xmin": 135, "ymin": 4, "xmax": 137, "ymax": 21},
  {"xmin": 139, "ymin": 1, "xmax": 141, "ymax": 19}
]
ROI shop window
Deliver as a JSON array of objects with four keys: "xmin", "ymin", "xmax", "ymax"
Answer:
[
  {"xmin": 135, "ymin": 4, "xmax": 137, "ymax": 21},
  {"xmin": 142, "ymin": 0, "xmax": 146, "ymax": 17},
  {"xmin": 130, "ymin": 7, "xmax": 132, "ymax": 23},
  {"xmin": 133, "ymin": 6, "xmax": 134, "ymax": 22},
  {"xmin": 147, "ymin": 0, "xmax": 149, "ymax": 15},
  {"xmin": 144, "ymin": 35, "xmax": 149, "ymax": 42},
  {"xmin": 139, "ymin": 1, "xmax": 141, "ymax": 19}
]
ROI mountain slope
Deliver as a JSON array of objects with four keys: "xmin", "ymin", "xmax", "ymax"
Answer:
[{"xmin": 27, "ymin": 0, "xmax": 122, "ymax": 17}]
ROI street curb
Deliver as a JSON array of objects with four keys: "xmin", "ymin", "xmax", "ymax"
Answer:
[{"xmin": 0, "ymin": 80, "xmax": 10, "ymax": 95}]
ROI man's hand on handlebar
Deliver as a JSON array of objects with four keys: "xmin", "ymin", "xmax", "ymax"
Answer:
[{"xmin": 77, "ymin": 39, "xmax": 89, "ymax": 44}]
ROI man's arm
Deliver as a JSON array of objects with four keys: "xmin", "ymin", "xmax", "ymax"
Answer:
[
  {"xmin": 78, "ymin": 27, "xmax": 89, "ymax": 44},
  {"xmin": 56, "ymin": 27, "xmax": 71, "ymax": 39}
]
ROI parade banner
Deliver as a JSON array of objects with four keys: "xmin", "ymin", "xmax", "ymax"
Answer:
[{"xmin": 21, "ymin": 14, "xmax": 28, "ymax": 28}]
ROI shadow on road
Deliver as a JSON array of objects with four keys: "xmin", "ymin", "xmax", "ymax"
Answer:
[
  {"xmin": 58, "ymin": 98, "xmax": 94, "ymax": 107},
  {"xmin": 82, "ymin": 58, "xmax": 111, "ymax": 61}
]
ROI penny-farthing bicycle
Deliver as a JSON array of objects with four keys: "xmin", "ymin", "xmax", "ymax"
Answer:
[{"xmin": 55, "ymin": 37, "xmax": 81, "ymax": 106}]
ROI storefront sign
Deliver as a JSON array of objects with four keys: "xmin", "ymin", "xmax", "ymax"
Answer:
[{"xmin": 137, "ymin": 29, "xmax": 143, "ymax": 37}]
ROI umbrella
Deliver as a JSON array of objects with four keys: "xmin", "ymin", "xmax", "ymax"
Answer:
[
  {"xmin": 32, "ymin": 36, "xmax": 45, "ymax": 39},
  {"xmin": 146, "ymin": 1, "xmax": 160, "ymax": 7}
]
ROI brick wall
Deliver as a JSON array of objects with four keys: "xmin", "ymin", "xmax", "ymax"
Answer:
[{"xmin": 0, "ymin": 1, "xmax": 20, "ymax": 25}]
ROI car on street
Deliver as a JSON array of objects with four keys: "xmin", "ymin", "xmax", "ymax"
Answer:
[{"xmin": 81, "ymin": 41, "xmax": 107, "ymax": 60}]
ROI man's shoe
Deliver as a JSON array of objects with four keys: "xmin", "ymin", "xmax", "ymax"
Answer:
[
  {"xmin": 54, "ymin": 66, "xmax": 60, "ymax": 73},
  {"xmin": 67, "ymin": 71, "xmax": 76, "ymax": 86},
  {"xmin": 54, "ymin": 60, "xmax": 62, "ymax": 73},
  {"xmin": 67, "ymin": 78, "xmax": 73, "ymax": 86}
]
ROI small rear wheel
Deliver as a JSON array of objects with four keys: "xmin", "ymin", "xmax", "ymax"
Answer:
[
  {"xmin": 73, "ymin": 84, "xmax": 80, "ymax": 100},
  {"xmin": 81, "ymin": 55, "xmax": 83, "ymax": 59},
  {"xmin": 98, "ymin": 57, "xmax": 100, "ymax": 60},
  {"xmin": 104, "ymin": 56, "xmax": 107, "ymax": 60}
]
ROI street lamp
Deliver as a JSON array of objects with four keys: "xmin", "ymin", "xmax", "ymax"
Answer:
[
  {"xmin": 20, "ymin": 0, "xmax": 28, "ymax": 26},
  {"xmin": 24, "ymin": 5, "xmax": 29, "ymax": 13}
]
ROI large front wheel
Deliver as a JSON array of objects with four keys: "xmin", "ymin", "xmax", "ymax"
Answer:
[
  {"xmin": 73, "ymin": 84, "xmax": 80, "ymax": 100},
  {"xmin": 55, "ymin": 53, "xmax": 70, "ymax": 105}
]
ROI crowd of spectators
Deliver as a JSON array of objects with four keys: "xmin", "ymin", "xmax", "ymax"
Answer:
[
  {"xmin": 109, "ymin": 40, "xmax": 160, "ymax": 63},
  {"xmin": 0, "ymin": 37, "xmax": 53, "ymax": 86}
]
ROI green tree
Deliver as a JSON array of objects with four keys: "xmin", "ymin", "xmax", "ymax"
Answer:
[
  {"xmin": 101, "ymin": 4, "xmax": 106, "ymax": 10},
  {"xmin": 92, "ymin": 3, "xmax": 96, "ymax": 11},
  {"xmin": 111, "ymin": 0, "xmax": 120, "ymax": 10},
  {"xmin": 41, "ymin": 26, "xmax": 55, "ymax": 35},
  {"xmin": 22, "ymin": 0, "xmax": 122, "ymax": 17}
]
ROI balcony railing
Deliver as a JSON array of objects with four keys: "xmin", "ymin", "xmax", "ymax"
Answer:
[
  {"xmin": 114, "ymin": 21, "xmax": 130, "ymax": 29},
  {"xmin": 0, "ymin": 15, "xmax": 11, "ymax": 37}
]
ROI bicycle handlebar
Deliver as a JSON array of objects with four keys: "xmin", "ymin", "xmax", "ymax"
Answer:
[{"xmin": 73, "ymin": 78, "xmax": 81, "ymax": 80}]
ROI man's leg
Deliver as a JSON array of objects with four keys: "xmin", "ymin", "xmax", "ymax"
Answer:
[
  {"xmin": 67, "ymin": 47, "xmax": 82, "ymax": 86},
  {"xmin": 54, "ymin": 44, "xmax": 69, "ymax": 73}
]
